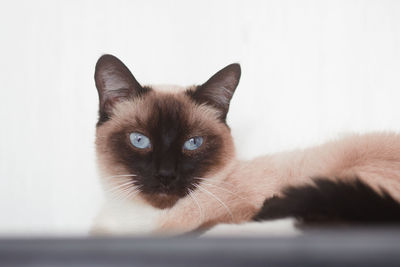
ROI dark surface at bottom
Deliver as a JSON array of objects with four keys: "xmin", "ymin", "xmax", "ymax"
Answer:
[{"xmin": 1, "ymin": 227, "xmax": 400, "ymax": 267}]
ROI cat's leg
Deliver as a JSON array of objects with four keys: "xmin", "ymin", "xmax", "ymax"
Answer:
[
  {"xmin": 154, "ymin": 197, "xmax": 207, "ymax": 235},
  {"xmin": 90, "ymin": 200, "xmax": 163, "ymax": 236},
  {"xmin": 154, "ymin": 184, "xmax": 257, "ymax": 235}
]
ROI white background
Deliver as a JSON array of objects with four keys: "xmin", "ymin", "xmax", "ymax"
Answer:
[{"xmin": 1, "ymin": 0, "xmax": 400, "ymax": 235}]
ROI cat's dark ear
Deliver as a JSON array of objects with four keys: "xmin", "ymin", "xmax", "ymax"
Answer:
[
  {"xmin": 188, "ymin": 63, "xmax": 241, "ymax": 122},
  {"xmin": 94, "ymin": 54, "xmax": 149, "ymax": 124}
]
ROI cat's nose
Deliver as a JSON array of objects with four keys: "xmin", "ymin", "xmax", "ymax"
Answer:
[
  {"xmin": 156, "ymin": 169, "xmax": 178, "ymax": 185},
  {"xmin": 156, "ymin": 156, "xmax": 177, "ymax": 183}
]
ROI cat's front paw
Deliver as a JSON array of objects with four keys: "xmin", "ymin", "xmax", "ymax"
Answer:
[{"xmin": 153, "ymin": 215, "xmax": 201, "ymax": 236}]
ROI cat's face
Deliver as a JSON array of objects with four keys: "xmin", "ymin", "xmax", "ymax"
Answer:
[{"xmin": 94, "ymin": 55, "xmax": 240, "ymax": 209}]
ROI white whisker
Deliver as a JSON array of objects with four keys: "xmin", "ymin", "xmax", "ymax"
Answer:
[
  {"xmin": 196, "ymin": 184, "xmax": 234, "ymax": 221},
  {"xmin": 106, "ymin": 181, "xmax": 138, "ymax": 201},
  {"xmin": 113, "ymin": 185, "xmax": 138, "ymax": 201},
  {"xmin": 194, "ymin": 177, "xmax": 235, "ymax": 187},
  {"xmin": 110, "ymin": 186, "xmax": 132, "ymax": 200},
  {"xmin": 107, "ymin": 180, "xmax": 135, "ymax": 194},
  {"xmin": 188, "ymin": 189, "xmax": 204, "ymax": 223},
  {"xmin": 199, "ymin": 181, "xmax": 248, "ymax": 201},
  {"xmin": 119, "ymin": 186, "xmax": 141, "ymax": 202}
]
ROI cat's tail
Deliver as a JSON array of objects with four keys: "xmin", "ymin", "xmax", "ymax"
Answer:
[{"xmin": 253, "ymin": 177, "xmax": 400, "ymax": 225}]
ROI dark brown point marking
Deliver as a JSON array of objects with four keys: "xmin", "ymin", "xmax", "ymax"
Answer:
[{"xmin": 253, "ymin": 177, "xmax": 400, "ymax": 225}]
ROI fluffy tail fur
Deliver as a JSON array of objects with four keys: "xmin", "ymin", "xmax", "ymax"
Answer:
[{"xmin": 253, "ymin": 177, "xmax": 400, "ymax": 225}]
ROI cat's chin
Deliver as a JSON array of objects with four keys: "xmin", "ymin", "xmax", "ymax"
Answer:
[{"xmin": 140, "ymin": 192, "xmax": 181, "ymax": 209}]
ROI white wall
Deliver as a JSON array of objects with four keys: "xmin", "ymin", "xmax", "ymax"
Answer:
[{"xmin": 1, "ymin": 0, "xmax": 400, "ymax": 235}]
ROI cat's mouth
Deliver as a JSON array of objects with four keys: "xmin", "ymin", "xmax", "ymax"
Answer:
[
  {"xmin": 141, "ymin": 191, "xmax": 181, "ymax": 209},
  {"xmin": 136, "ymin": 176, "xmax": 194, "ymax": 209}
]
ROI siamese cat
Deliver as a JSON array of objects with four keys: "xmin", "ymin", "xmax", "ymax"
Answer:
[{"xmin": 91, "ymin": 54, "xmax": 400, "ymax": 235}]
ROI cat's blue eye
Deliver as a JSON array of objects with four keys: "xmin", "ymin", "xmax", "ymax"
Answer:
[
  {"xmin": 129, "ymin": 132, "xmax": 151, "ymax": 149},
  {"xmin": 183, "ymin": 136, "xmax": 203, "ymax": 151}
]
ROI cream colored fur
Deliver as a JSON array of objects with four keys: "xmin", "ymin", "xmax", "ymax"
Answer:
[{"xmin": 92, "ymin": 85, "xmax": 400, "ymax": 236}]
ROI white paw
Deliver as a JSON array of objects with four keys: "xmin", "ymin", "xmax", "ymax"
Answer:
[
  {"xmin": 91, "ymin": 199, "xmax": 164, "ymax": 236},
  {"xmin": 202, "ymin": 219, "xmax": 299, "ymax": 237}
]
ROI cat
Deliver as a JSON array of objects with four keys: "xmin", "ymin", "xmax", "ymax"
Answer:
[{"xmin": 91, "ymin": 54, "xmax": 400, "ymax": 235}]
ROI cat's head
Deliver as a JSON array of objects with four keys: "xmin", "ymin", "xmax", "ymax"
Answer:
[{"xmin": 94, "ymin": 55, "xmax": 240, "ymax": 209}]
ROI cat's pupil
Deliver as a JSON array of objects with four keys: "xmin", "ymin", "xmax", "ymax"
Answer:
[
  {"xmin": 183, "ymin": 136, "xmax": 203, "ymax": 150},
  {"xmin": 129, "ymin": 132, "xmax": 151, "ymax": 149}
]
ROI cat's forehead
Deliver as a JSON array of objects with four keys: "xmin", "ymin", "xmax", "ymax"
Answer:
[{"xmin": 106, "ymin": 87, "xmax": 222, "ymax": 135}]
